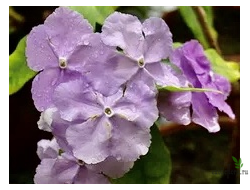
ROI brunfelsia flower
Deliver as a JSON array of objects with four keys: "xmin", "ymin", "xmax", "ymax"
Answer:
[
  {"xmin": 160, "ymin": 40, "xmax": 235, "ymax": 132},
  {"xmin": 35, "ymin": 138, "xmax": 134, "ymax": 183},
  {"xmin": 52, "ymin": 74, "xmax": 158, "ymax": 164},
  {"xmin": 26, "ymin": 7, "xmax": 114, "ymax": 111},
  {"xmin": 101, "ymin": 11, "xmax": 181, "ymax": 88}
]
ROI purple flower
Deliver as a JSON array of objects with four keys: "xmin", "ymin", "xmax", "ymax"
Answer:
[
  {"xmin": 34, "ymin": 138, "xmax": 134, "ymax": 184},
  {"xmin": 52, "ymin": 75, "xmax": 158, "ymax": 164},
  {"xmin": 159, "ymin": 40, "xmax": 234, "ymax": 132},
  {"xmin": 26, "ymin": 7, "xmax": 104, "ymax": 111},
  {"xmin": 101, "ymin": 12, "xmax": 179, "ymax": 88},
  {"xmin": 158, "ymin": 91, "xmax": 192, "ymax": 125}
]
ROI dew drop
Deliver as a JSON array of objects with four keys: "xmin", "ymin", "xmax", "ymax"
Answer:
[{"xmin": 83, "ymin": 41, "xmax": 89, "ymax": 45}]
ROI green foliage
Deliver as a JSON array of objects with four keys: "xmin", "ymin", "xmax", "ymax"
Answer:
[
  {"xmin": 232, "ymin": 156, "xmax": 238, "ymax": 163},
  {"xmin": 9, "ymin": 36, "xmax": 36, "ymax": 95},
  {"xmin": 112, "ymin": 125, "xmax": 172, "ymax": 184},
  {"xmin": 68, "ymin": 6, "xmax": 116, "ymax": 29},
  {"xmin": 232, "ymin": 157, "xmax": 243, "ymax": 169},
  {"xmin": 157, "ymin": 85, "xmax": 222, "ymax": 94},
  {"xmin": 205, "ymin": 49, "xmax": 240, "ymax": 82},
  {"xmin": 179, "ymin": 6, "xmax": 217, "ymax": 49}
]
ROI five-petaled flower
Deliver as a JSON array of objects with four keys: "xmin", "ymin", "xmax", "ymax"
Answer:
[{"xmin": 52, "ymin": 75, "xmax": 158, "ymax": 164}]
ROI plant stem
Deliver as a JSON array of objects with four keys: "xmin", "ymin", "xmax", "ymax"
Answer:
[{"xmin": 192, "ymin": 6, "xmax": 221, "ymax": 54}]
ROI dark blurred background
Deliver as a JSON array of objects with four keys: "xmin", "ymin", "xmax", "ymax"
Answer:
[{"xmin": 9, "ymin": 6, "xmax": 240, "ymax": 184}]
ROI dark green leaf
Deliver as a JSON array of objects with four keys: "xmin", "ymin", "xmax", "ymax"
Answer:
[
  {"xmin": 205, "ymin": 49, "xmax": 240, "ymax": 83},
  {"xmin": 241, "ymin": 163, "xmax": 243, "ymax": 168},
  {"xmin": 112, "ymin": 125, "xmax": 171, "ymax": 184},
  {"xmin": 68, "ymin": 6, "xmax": 116, "ymax": 29},
  {"xmin": 9, "ymin": 36, "xmax": 36, "ymax": 95},
  {"xmin": 178, "ymin": 6, "xmax": 217, "ymax": 49},
  {"xmin": 235, "ymin": 166, "xmax": 240, "ymax": 169}
]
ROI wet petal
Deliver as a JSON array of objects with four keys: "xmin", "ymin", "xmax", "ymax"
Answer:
[
  {"xmin": 44, "ymin": 7, "xmax": 93, "ymax": 57},
  {"xmin": 53, "ymin": 79, "xmax": 102, "ymax": 122},
  {"xmin": 67, "ymin": 33, "xmax": 115, "ymax": 73},
  {"xmin": 34, "ymin": 157, "xmax": 79, "ymax": 184},
  {"xmin": 113, "ymin": 70, "xmax": 158, "ymax": 128},
  {"xmin": 74, "ymin": 167, "xmax": 110, "ymax": 184},
  {"xmin": 142, "ymin": 17, "xmax": 173, "ymax": 63},
  {"xmin": 101, "ymin": 11, "xmax": 144, "ymax": 60},
  {"xmin": 90, "ymin": 156, "xmax": 134, "ymax": 179},
  {"xmin": 158, "ymin": 91, "xmax": 191, "ymax": 125},
  {"xmin": 201, "ymin": 73, "xmax": 235, "ymax": 119},
  {"xmin": 37, "ymin": 138, "xmax": 60, "ymax": 160},
  {"xmin": 84, "ymin": 52, "xmax": 138, "ymax": 96},
  {"xmin": 109, "ymin": 116, "xmax": 151, "ymax": 162},
  {"xmin": 192, "ymin": 92, "xmax": 220, "ymax": 133},
  {"xmin": 26, "ymin": 25, "xmax": 58, "ymax": 71},
  {"xmin": 145, "ymin": 62, "xmax": 181, "ymax": 86},
  {"xmin": 31, "ymin": 68, "xmax": 82, "ymax": 111},
  {"xmin": 66, "ymin": 116, "xmax": 110, "ymax": 164}
]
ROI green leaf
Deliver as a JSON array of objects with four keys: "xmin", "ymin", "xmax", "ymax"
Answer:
[
  {"xmin": 205, "ymin": 49, "xmax": 240, "ymax": 82},
  {"xmin": 178, "ymin": 6, "xmax": 217, "ymax": 49},
  {"xmin": 235, "ymin": 166, "xmax": 240, "ymax": 169},
  {"xmin": 241, "ymin": 163, "xmax": 243, "ymax": 168},
  {"xmin": 173, "ymin": 42, "xmax": 182, "ymax": 49},
  {"xmin": 9, "ymin": 36, "xmax": 36, "ymax": 95},
  {"xmin": 68, "ymin": 6, "xmax": 116, "ymax": 29},
  {"xmin": 157, "ymin": 85, "xmax": 223, "ymax": 94},
  {"xmin": 112, "ymin": 125, "xmax": 171, "ymax": 184},
  {"xmin": 239, "ymin": 158, "xmax": 242, "ymax": 164},
  {"xmin": 232, "ymin": 156, "xmax": 238, "ymax": 163}
]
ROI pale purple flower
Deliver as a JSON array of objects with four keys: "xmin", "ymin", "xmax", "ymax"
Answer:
[
  {"xmin": 26, "ymin": 7, "xmax": 111, "ymax": 111},
  {"xmin": 34, "ymin": 138, "xmax": 133, "ymax": 184},
  {"xmin": 101, "ymin": 12, "xmax": 180, "ymax": 88},
  {"xmin": 159, "ymin": 40, "xmax": 235, "ymax": 132},
  {"xmin": 52, "ymin": 74, "xmax": 158, "ymax": 164}
]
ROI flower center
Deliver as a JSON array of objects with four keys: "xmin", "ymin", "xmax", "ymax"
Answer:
[
  {"xmin": 104, "ymin": 107, "xmax": 113, "ymax": 117},
  {"xmin": 138, "ymin": 58, "xmax": 145, "ymax": 68},
  {"xmin": 59, "ymin": 58, "xmax": 67, "ymax": 69},
  {"xmin": 77, "ymin": 159, "xmax": 84, "ymax": 166}
]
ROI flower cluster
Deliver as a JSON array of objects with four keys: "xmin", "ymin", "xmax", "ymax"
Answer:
[{"xmin": 26, "ymin": 7, "xmax": 234, "ymax": 184}]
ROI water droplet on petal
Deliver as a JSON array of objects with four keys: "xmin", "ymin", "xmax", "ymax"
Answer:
[{"xmin": 83, "ymin": 41, "xmax": 89, "ymax": 45}]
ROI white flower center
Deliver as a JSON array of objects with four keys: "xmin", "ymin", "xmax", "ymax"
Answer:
[
  {"xmin": 138, "ymin": 58, "xmax": 145, "ymax": 68},
  {"xmin": 59, "ymin": 58, "xmax": 67, "ymax": 69}
]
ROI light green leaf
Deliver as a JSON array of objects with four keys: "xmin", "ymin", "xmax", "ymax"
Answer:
[
  {"xmin": 179, "ymin": 6, "xmax": 217, "ymax": 49},
  {"xmin": 68, "ymin": 6, "xmax": 116, "ymax": 29},
  {"xmin": 173, "ymin": 42, "xmax": 182, "ymax": 49},
  {"xmin": 205, "ymin": 49, "xmax": 240, "ymax": 82},
  {"xmin": 9, "ymin": 36, "xmax": 36, "ymax": 95},
  {"xmin": 241, "ymin": 163, "xmax": 243, "ymax": 168},
  {"xmin": 239, "ymin": 158, "xmax": 242, "ymax": 164},
  {"xmin": 157, "ymin": 85, "xmax": 223, "ymax": 94},
  {"xmin": 112, "ymin": 125, "xmax": 171, "ymax": 184}
]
